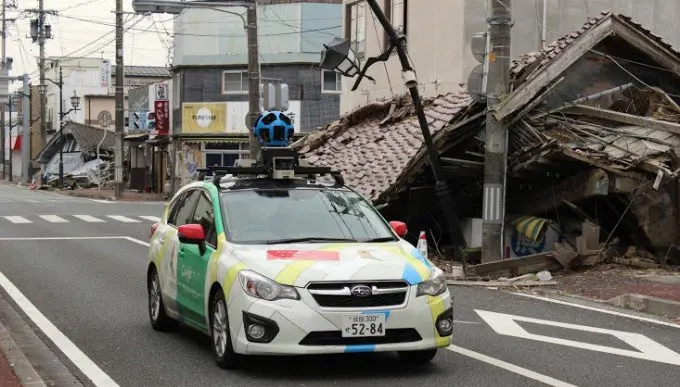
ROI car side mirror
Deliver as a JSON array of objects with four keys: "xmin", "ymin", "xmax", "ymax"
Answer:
[
  {"xmin": 388, "ymin": 221, "xmax": 408, "ymax": 238},
  {"xmin": 178, "ymin": 224, "xmax": 207, "ymax": 254}
]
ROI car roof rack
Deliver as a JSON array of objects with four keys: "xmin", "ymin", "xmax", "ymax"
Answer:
[{"xmin": 199, "ymin": 147, "xmax": 344, "ymax": 189}]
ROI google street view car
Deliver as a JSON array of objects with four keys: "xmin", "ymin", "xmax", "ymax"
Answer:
[{"xmin": 146, "ymin": 112, "xmax": 453, "ymax": 369}]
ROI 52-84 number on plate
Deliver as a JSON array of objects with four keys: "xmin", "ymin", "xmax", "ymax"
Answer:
[{"xmin": 342, "ymin": 314, "xmax": 386, "ymax": 338}]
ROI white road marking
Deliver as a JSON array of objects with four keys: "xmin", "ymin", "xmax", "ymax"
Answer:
[
  {"xmin": 39, "ymin": 215, "xmax": 69, "ymax": 223},
  {"xmin": 476, "ymin": 310, "xmax": 680, "ymax": 366},
  {"xmin": 0, "ymin": 236, "xmax": 128, "ymax": 241},
  {"xmin": 124, "ymin": 236, "xmax": 150, "ymax": 247},
  {"xmin": 138, "ymin": 216, "xmax": 161, "ymax": 222},
  {"xmin": 512, "ymin": 292, "xmax": 680, "ymax": 329},
  {"xmin": 88, "ymin": 199, "xmax": 112, "ymax": 204},
  {"xmin": 447, "ymin": 345, "xmax": 577, "ymax": 387},
  {"xmin": 73, "ymin": 215, "xmax": 105, "ymax": 223},
  {"xmin": 3, "ymin": 216, "xmax": 32, "ymax": 224},
  {"xmin": 106, "ymin": 215, "xmax": 140, "ymax": 223},
  {"xmin": 0, "ymin": 270, "xmax": 120, "ymax": 386}
]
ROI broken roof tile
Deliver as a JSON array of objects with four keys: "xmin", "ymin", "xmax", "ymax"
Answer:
[{"xmin": 294, "ymin": 91, "xmax": 479, "ymax": 202}]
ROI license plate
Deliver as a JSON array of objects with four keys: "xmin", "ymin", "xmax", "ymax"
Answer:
[{"xmin": 342, "ymin": 314, "xmax": 386, "ymax": 337}]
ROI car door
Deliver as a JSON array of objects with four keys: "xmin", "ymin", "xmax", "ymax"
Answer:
[
  {"xmin": 176, "ymin": 189, "xmax": 217, "ymax": 330},
  {"xmin": 166, "ymin": 189, "xmax": 201, "ymax": 322}
]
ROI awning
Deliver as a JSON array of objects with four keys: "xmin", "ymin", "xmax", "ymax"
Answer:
[
  {"xmin": 124, "ymin": 133, "xmax": 149, "ymax": 141},
  {"xmin": 509, "ymin": 215, "xmax": 552, "ymax": 242},
  {"xmin": 11, "ymin": 135, "xmax": 21, "ymax": 151}
]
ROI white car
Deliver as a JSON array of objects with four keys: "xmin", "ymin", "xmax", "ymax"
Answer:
[{"xmin": 146, "ymin": 172, "xmax": 453, "ymax": 369}]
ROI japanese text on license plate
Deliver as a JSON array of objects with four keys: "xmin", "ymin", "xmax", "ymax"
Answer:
[{"xmin": 342, "ymin": 314, "xmax": 386, "ymax": 337}]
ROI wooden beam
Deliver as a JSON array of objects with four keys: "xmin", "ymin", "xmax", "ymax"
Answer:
[
  {"xmin": 467, "ymin": 251, "xmax": 562, "ymax": 279},
  {"xmin": 493, "ymin": 18, "xmax": 614, "ymax": 120},
  {"xmin": 507, "ymin": 77, "xmax": 565, "ymax": 127},
  {"xmin": 564, "ymin": 104, "xmax": 680, "ymax": 135},
  {"xmin": 612, "ymin": 21, "xmax": 680, "ymax": 77}
]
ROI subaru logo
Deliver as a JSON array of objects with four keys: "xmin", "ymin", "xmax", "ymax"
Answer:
[{"xmin": 350, "ymin": 285, "xmax": 372, "ymax": 297}]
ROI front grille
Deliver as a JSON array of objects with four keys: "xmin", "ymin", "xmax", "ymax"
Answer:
[
  {"xmin": 299, "ymin": 329, "xmax": 422, "ymax": 346},
  {"xmin": 307, "ymin": 281, "xmax": 409, "ymax": 308}
]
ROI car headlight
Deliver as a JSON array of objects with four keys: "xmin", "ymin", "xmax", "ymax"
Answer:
[
  {"xmin": 416, "ymin": 268, "xmax": 447, "ymax": 297},
  {"xmin": 238, "ymin": 270, "xmax": 300, "ymax": 301}
]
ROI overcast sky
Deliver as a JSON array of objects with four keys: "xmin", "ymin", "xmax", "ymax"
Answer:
[{"xmin": 5, "ymin": 0, "xmax": 174, "ymax": 83}]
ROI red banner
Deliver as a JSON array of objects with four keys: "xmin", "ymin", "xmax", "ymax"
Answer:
[
  {"xmin": 154, "ymin": 100, "xmax": 169, "ymax": 136},
  {"xmin": 266, "ymin": 250, "xmax": 340, "ymax": 261}
]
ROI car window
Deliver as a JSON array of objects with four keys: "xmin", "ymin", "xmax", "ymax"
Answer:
[
  {"xmin": 166, "ymin": 191, "xmax": 188, "ymax": 226},
  {"xmin": 221, "ymin": 188, "xmax": 396, "ymax": 244},
  {"xmin": 192, "ymin": 191, "xmax": 217, "ymax": 247},
  {"xmin": 172, "ymin": 189, "xmax": 201, "ymax": 228}
]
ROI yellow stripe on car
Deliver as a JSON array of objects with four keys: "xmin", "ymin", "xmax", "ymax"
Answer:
[
  {"xmin": 208, "ymin": 233, "xmax": 227, "ymax": 285},
  {"xmin": 275, "ymin": 260, "xmax": 317, "ymax": 286},
  {"xmin": 427, "ymin": 295, "xmax": 450, "ymax": 347},
  {"xmin": 223, "ymin": 261, "xmax": 247, "ymax": 300},
  {"xmin": 155, "ymin": 229, "xmax": 175, "ymax": 267}
]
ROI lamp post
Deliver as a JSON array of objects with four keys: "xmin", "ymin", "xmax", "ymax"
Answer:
[
  {"xmin": 320, "ymin": 0, "xmax": 467, "ymax": 270},
  {"xmin": 38, "ymin": 66, "xmax": 81, "ymax": 188}
]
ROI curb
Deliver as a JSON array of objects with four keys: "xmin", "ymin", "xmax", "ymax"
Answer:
[
  {"xmin": 447, "ymin": 279, "xmax": 558, "ymax": 287},
  {"xmin": 0, "ymin": 321, "xmax": 46, "ymax": 387},
  {"xmin": 517, "ymin": 288, "xmax": 680, "ymax": 323},
  {"xmin": 606, "ymin": 294, "xmax": 680, "ymax": 318}
]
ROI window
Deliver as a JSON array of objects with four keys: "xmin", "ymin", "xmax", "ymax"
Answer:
[
  {"xmin": 168, "ymin": 190, "xmax": 200, "ymax": 227},
  {"xmin": 346, "ymin": 1, "xmax": 366, "ymax": 58},
  {"xmin": 222, "ymin": 71, "xmax": 249, "ymax": 94},
  {"xmin": 385, "ymin": 0, "xmax": 407, "ymax": 50},
  {"xmin": 203, "ymin": 142, "xmax": 249, "ymax": 168},
  {"xmin": 221, "ymin": 188, "xmax": 397, "ymax": 244},
  {"xmin": 192, "ymin": 192, "xmax": 217, "ymax": 247},
  {"xmin": 321, "ymin": 70, "xmax": 342, "ymax": 93}
]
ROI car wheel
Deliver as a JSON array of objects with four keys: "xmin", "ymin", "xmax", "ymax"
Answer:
[
  {"xmin": 397, "ymin": 349, "xmax": 438, "ymax": 365},
  {"xmin": 148, "ymin": 269, "xmax": 178, "ymax": 331},
  {"xmin": 210, "ymin": 290, "xmax": 241, "ymax": 369}
]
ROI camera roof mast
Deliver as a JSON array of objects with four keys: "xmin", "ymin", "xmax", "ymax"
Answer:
[{"xmin": 202, "ymin": 147, "xmax": 345, "ymax": 188}]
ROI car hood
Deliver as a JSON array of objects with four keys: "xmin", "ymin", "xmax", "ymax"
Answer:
[{"xmin": 226, "ymin": 240, "xmax": 435, "ymax": 287}]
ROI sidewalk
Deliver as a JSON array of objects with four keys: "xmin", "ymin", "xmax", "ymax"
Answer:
[
  {"xmin": 0, "ymin": 315, "xmax": 44, "ymax": 387},
  {"xmin": 525, "ymin": 263, "xmax": 680, "ymax": 322},
  {"xmin": 0, "ymin": 347, "xmax": 21, "ymax": 387},
  {"xmin": 43, "ymin": 187, "xmax": 166, "ymax": 203}
]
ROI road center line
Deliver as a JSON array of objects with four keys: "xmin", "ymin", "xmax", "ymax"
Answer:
[
  {"xmin": 0, "ymin": 271, "xmax": 120, "ymax": 386},
  {"xmin": 124, "ymin": 236, "xmax": 150, "ymax": 247},
  {"xmin": 446, "ymin": 345, "xmax": 577, "ymax": 387},
  {"xmin": 512, "ymin": 293, "xmax": 680, "ymax": 329}
]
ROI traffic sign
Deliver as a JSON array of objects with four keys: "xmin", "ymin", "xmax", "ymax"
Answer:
[{"xmin": 476, "ymin": 310, "xmax": 680, "ymax": 366}]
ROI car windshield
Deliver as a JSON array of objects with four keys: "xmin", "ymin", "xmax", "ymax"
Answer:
[{"xmin": 221, "ymin": 188, "xmax": 397, "ymax": 244}]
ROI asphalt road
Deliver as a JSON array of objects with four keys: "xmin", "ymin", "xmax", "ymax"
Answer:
[{"xmin": 1, "ymin": 182, "xmax": 679, "ymax": 387}]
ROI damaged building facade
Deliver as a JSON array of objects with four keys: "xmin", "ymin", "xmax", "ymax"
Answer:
[{"xmin": 296, "ymin": 12, "xmax": 680, "ymax": 265}]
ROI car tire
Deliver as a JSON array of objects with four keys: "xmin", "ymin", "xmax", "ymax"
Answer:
[
  {"xmin": 148, "ymin": 268, "xmax": 178, "ymax": 332},
  {"xmin": 210, "ymin": 290, "xmax": 241, "ymax": 369},
  {"xmin": 397, "ymin": 349, "xmax": 438, "ymax": 365}
]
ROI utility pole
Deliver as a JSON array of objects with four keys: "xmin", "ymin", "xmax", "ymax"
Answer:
[
  {"xmin": 114, "ymin": 0, "xmax": 124, "ymax": 199},
  {"xmin": 481, "ymin": 0, "xmax": 512, "ymax": 263},
  {"xmin": 1, "ymin": 0, "xmax": 6, "ymax": 180},
  {"xmin": 38, "ymin": 0, "xmax": 47, "ymax": 159},
  {"xmin": 246, "ymin": 1, "xmax": 261, "ymax": 159}
]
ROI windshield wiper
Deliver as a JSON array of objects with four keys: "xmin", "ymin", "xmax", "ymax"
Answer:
[
  {"xmin": 361, "ymin": 237, "xmax": 396, "ymax": 242},
  {"xmin": 264, "ymin": 237, "xmax": 358, "ymax": 244}
]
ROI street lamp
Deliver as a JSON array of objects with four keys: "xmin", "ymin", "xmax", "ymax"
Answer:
[
  {"xmin": 320, "ymin": 38, "xmax": 364, "ymax": 79},
  {"xmin": 39, "ymin": 66, "xmax": 81, "ymax": 188},
  {"xmin": 320, "ymin": 0, "xmax": 468, "ymax": 270}
]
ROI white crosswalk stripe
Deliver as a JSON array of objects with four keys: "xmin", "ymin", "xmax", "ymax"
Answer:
[
  {"xmin": 105, "ymin": 215, "xmax": 141, "ymax": 223},
  {"xmin": 39, "ymin": 215, "xmax": 69, "ymax": 223},
  {"xmin": 3, "ymin": 216, "xmax": 32, "ymax": 224},
  {"xmin": 138, "ymin": 216, "xmax": 161, "ymax": 222},
  {"xmin": 73, "ymin": 215, "xmax": 105, "ymax": 223},
  {"xmin": 0, "ymin": 214, "xmax": 160, "ymax": 224}
]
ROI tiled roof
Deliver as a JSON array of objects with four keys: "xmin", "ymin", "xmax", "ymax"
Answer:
[
  {"xmin": 64, "ymin": 121, "xmax": 116, "ymax": 152},
  {"xmin": 296, "ymin": 92, "xmax": 480, "ymax": 203},
  {"xmin": 124, "ymin": 66, "xmax": 171, "ymax": 78},
  {"xmin": 510, "ymin": 11, "xmax": 680, "ymax": 84}
]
